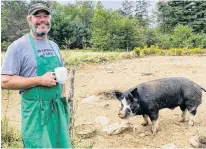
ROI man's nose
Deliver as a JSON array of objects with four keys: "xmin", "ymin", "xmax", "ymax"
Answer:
[{"xmin": 39, "ymin": 17, "xmax": 47, "ymax": 22}]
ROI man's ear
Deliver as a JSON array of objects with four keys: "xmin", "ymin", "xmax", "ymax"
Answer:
[
  {"xmin": 131, "ymin": 88, "xmax": 139, "ymax": 99},
  {"xmin": 113, "ymin": 90, "xmax": 122, "ymax": 100},
  {"xmin": 27, "ymin": 15, "xmax": 32, "ymax": 24}
]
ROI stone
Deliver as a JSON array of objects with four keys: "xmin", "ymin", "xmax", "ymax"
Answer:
[
  {"xmin": 103, "ymin": 120, "xmax": 131, "ymax": 135},
  {"xmin": 160, "ymin": 143, "xmax": 178, "ymax": 149},
  {"xmin": 95, "ymin": 116, "xmax": 110, "ymax": 126},
  {"xmin": 82, "ymin": 95, "xmax": 99, "ymax": 103}
]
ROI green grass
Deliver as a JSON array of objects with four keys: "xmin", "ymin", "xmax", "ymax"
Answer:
[
  {"xmin": 2, "ymin": 48, "xmax": 206, "ymax": 68},
  {"xmin": 60, "ymin": 50, "xmax": 137, "ymax": 67},
  {"xmin": 1, "ymin": 50, "xmax": 137, "ymax": 68},
  {"xmin": 1, "ymin": 116, "xmax": 23, "ymax": 148}
]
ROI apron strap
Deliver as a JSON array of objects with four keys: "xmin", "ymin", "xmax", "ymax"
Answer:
[
  {"xmin": 28, "ymin": 33, "xmax": 61, "ymax": 66},
  {"xmin": 28, "ymin": 33, "xmax": 38, "ymax": 59}
]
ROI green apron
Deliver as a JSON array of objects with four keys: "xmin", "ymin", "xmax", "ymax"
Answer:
[{"xmin": 21, "ymin": 34, "xmax": 72, "ymax": 148}]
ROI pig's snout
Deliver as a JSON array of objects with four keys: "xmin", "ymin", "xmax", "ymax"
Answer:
[
  {"xmin": 118, "ymin": 112, "xmax": 125, "ymax": 119},
  {"xmin": 118, "ymin": 108, "xmax": 131, "ymax": 119}
]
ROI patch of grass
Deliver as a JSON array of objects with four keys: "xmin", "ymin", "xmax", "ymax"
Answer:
[
  {"xmin": 133, "ymin": 47, "xmax": 206, "ymax": 57},
  {"xmin": 1, "ymin": 116, "xmax": 23, "ymax": 148},
  {"xmin": 2, "ymin": 48, "xmax": 206, "ymax": 68},
  {"xmin": 61, "ymin": 51, "xmax": 137, "ymax": 67}
]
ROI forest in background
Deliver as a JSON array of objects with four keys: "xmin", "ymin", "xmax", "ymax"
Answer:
[{"xmin": 1, "ymin": 0, "xmax": 206, "ymax": 51}]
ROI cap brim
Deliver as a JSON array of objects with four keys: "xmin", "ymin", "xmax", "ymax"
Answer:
[{"xmin": 30, "ymin": 8, "xmax": 50, "ymax": 15}]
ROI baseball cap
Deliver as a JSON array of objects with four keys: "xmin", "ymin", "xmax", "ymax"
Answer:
[{"xmin": 28, "ymin": 3, "xmax": 51, "ymax": 15}]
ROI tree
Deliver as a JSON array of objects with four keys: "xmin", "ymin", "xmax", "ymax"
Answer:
[
  {"xmin": 134, "ymin": 0, "xmax": 150, "ymax": 27},
  {"xmin": 49, "ymin": 2, "xmax": 92, "ymax": 49},
  {"xmin": 118, "ymin": 17, "xmax": 138, "ymax": 51},
  {"xmin": 90, "ymin": 5, "xmax": 111, "ymax": 50},
  {"xmin": 1, "ymin": 1, "xmax": 28, "ymax": 42},
  {"xmin": 172, "ymin": 25, "xmax": 193, "ymax": 48},
  {"xmin": 157, "ymin": 0, "xmax": 206, "ymax": 33},
  {"xmin": 75, "ymin": 1, "xmax": 95, "ymax": 48},
  {"xmin": 121, "ymin": 0, "xmax": 134, "ymax": 17}
]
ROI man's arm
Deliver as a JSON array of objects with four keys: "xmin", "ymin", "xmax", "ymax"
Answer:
[{"xmin": 1, "ymin": 72, "xmax": 56, "ymax": 90}]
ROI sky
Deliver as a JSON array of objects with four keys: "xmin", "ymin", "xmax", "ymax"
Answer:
[
  {"xmin": 98, "ymin": 0, "xmax": 157, "ymax": 11},
  {"xmin": 57, "ymin": 0, "xmax": 157, "ymax": 11},
  {"xmin": 57, "ymin": 0, "xmax": 158, "ymax": 27}
]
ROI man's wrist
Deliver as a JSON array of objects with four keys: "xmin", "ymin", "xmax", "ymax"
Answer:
[{"xmin": 33, "ymin": 76, "xmax": 42, "ymax": 86}]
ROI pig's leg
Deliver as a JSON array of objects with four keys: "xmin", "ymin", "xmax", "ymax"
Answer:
[
  {"xmin": 149, "ymin": 113, "xmax": 159, "ymax": 134},
  {"xmin": 142, "ymin": 114, "xmax": 150, "ymax": 126},
  {"xmin": 179, "ymin": 104, "xmax": 187, "ymax": 122},
  {"xmin": 188, "ymin": 109, "xmax": 197, "ymax": 126}
]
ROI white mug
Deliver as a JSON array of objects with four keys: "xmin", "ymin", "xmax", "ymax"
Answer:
[{"xmin": 53, "ymin": 67, "xmax": 68, "ymax": 84}]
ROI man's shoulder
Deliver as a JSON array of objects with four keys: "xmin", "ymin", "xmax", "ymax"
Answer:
[
  {"xmin": 10, "ymin": 34, "xmax": 29, "ymax": 49},
  {"xmin": 49, "ymin": 40, "xmax": 59, "ymax": 50},
  {"xmin": 6, "ymin": 34, "xmax": 30, "ymax": 55},
  {"xmin": 49, "ymin": 40, "xmax": 59, "ymax": 49}
]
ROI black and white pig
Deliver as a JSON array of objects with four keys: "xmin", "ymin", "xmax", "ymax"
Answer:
[{"xmin": 114, "ymin": 77, "xmax": 206, "ymax": 134}]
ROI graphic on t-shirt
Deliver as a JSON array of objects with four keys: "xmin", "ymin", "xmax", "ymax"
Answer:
[{"xmin": 37, "ymin": 49, "xmax": 55, "ymax": 57}]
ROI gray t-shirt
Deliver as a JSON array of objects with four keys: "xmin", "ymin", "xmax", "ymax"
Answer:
[
  {"xmin": 1, "ymin": 34, "xmax": 63, "ymax": 77},
  {"xmin": 1, "ymin": 34, "xmax": 64, "ymax": 93}
]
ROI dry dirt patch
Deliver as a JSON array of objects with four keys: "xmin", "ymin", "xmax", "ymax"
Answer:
[
  {"xmin": 73, "ymin": 56, "xmax": 206, "ymax": 148},
  {"xmin": 2, "ymin": 56, "xmax": 206, "ymax": 148}
]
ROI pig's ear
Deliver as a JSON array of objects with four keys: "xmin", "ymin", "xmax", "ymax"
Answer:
[
  {"xmin": 131, "ymin": 88, "xmax": 139, "ymax": 99},
  {"xmin": 131, "ymin": 103, "xmax": 141, "ymax": 114},
  {"xmin": 113, "ymin": 90, "xmax": 122, "ymax": 100}
]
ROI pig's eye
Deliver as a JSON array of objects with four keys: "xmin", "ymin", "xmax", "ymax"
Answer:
[{"xmin": 127, "ymin": 97, "xmax": 134, "ymax": 103}]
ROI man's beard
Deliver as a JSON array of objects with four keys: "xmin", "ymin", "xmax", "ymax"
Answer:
[{"xmin": 29, "ymin": 22, "xmax": 51, "ymax": 37}]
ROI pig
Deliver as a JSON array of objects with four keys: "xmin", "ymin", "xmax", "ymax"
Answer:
[{"xmin": 114, "ymin": 77, "xmax": 206, "ymax": 134}]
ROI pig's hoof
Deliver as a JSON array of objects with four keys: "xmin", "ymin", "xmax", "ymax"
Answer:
[
  {"xmin": 188, "ymin": 121, "xmax": 194, "ymax": 126},
  {"xmin": 141, "ymin": 122, "xmax": 148, "ymax": 126},
  {"xmin": 151, "ymin": 128, "xmax": 157, "ymax": 135},
  {"xmin": 179, "ymin": 118, "xmax": 186, "ymax": 122},
  {"xmin": 152, "ymin": 131, "xmax": 157, "ymax": 135}
]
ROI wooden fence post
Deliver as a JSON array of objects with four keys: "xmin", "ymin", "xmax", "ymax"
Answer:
[{"xmin": 67, "ymin": 68, "xmax": 75, "ymax": 139}]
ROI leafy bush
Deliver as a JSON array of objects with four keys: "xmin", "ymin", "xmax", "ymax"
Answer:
[
  {"xmin": 133, "ymin": 47, "xmax": 141, "ymax": 56},
  {"xmin": 188, "ymin": 48, "xmax": 202, "ymax": 54},
  {"xmin": 157, "ymin": 34, "xmax": 173, "ymax": 49},
  {"xmin": 172, "ymin": 25, "xmax": 193, "ymax": 48},
  {"xmin": 161, "ymin": 50, "xmax": 174, "ymax": 56},
  {"xmin": 188, "ymin": 34, "xmax": 206, "ymax": 48},
  {"xmin": 141, "ymin": 45, "xmax": 161, "ymax": 55},
  {"xmin": 1, "ymin": 41, "xmax": 11, "ymax": 51},
  {"xmin": 170, "ymin": 48, "xmax": 184, "ymax": 56}
]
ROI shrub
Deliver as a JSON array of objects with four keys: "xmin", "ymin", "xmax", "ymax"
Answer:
[
  {"xmin": 188, "ymin": 48, "xmax": 202, "ymax": 54},
  {"xmin": 170, "ymin": 48, "xmax": 184, "ymax": 56},
  {"xmin": 157, "ymin": 34, "xmax": 173, "ymax": 49},
  {"xmin": 161, "ymin": 50, "xmax": 173, "ymax": 56},
  {"xmin": 172, "ymin": 25, "xmax": 193, "ymax": 48},
  {"xmin": 1, "ymin": 41, "xmax": 11, "ymax": 51},
  {"xmin": 142, "ymin": 45, "xmax": 161, "ymax": 55},
  {"xmin": 133, "ymin": 47, "xmax": 141, "ymax": 56}
]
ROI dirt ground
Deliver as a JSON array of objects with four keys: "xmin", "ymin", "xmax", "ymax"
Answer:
[
  {"xmin": 2, "ymin": 56, "xmax": 206, "ymax": 148},
  {"xmin": 73, "ymin": 56, "xmax": 206, "ymax": 148}
]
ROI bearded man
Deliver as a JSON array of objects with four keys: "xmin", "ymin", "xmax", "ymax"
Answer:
[{"xmin": 1, "ymin": 3, "xmax": 72, "ymax": 148}]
